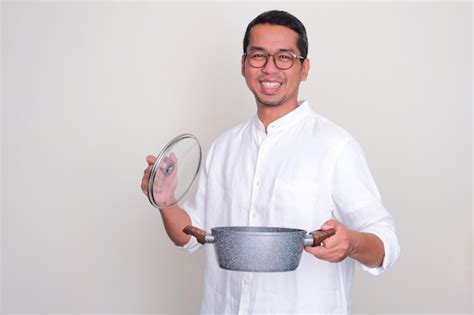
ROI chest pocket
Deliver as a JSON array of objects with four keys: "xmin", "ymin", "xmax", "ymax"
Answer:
[{"xmin": 269, "ymin": 178, "xmax": 322, "ymax": 228}]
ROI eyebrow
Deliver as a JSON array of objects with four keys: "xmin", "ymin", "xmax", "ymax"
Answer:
[{"xmin": 248, "ymin": 46, "xmax": 296, "ymax": 53}]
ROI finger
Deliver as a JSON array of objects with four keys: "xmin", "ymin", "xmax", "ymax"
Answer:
[
  {"xmin": 146, "ymin": 155, "xmax": 156, "ymax": 166},
  {"xmin": 159, "ymin": 157, "xmax": 170, "ymax": 169},
  {"xmin": 153, "ymin": 176, "xmax": 163, "ymax": 188},
  {"xmin": 141, "ymin": 178, "xmax": 148, "ymax": 194},
  {"xmin": 143, "ymin": 165, "xmax": 152, "ymax": 176},
  {"xmin": 321, "ymin": 239, "xmax": 336, "ymax": 249},
  {"xmin": 154, "ymin": 170, "xmax": 165, "ymax": 181},
  {"xmin": 142, "ymin": 165, "xmax": 156, "ymax": 194},
  {"xmin": 322, "ymin": 250, "xmax": 346, "ymax": 263},
  {"xmin": 169, "ymin": 152, "xmax": 177, "ymax": 163},
  {"xmin": 305, "ymin": 245, "xmax": 329, "ymax": 258},
  {"xmin": 141, "ymin": 167, "xmax": 152, "ymax": 191},
  {"xmin": 305, "ymin": 246, "xmax": 339, "ymax": 262},
  {"xmin": 321, "ymin": 219, "xmax": 338, "ymax": 230}
]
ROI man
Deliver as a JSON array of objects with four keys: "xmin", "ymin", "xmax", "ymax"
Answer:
[{"xmin": 141, "ymin": 10, "xmax": 399, "ymax": 314}]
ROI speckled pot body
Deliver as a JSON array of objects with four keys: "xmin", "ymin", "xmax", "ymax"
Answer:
[{"xmin": 210, "ymin": 226, "xmax": 308, "ymax": 272}]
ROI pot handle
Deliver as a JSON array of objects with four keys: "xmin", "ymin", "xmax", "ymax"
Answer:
[
  {"xmin": 183, "ymin": 225, "xmax": 214, "ymax": 244},
  {"xmin": 305, "ymin": 229, "xmax": 336, "ymax": 247}
]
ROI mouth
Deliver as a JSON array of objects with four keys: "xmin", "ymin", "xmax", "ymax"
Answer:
[{"xmin": 260, "ymin": 80, "xmax": 283, "ymax": 94}]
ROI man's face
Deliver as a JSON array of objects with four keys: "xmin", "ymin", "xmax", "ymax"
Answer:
[{"xmin": 241, "ymin": 24, "xmax": 310, "ymax": 109}]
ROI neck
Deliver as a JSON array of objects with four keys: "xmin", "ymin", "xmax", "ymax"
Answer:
[{"xmin": 257, "ymin": 101, "xmax": 299, "ymax": 133}]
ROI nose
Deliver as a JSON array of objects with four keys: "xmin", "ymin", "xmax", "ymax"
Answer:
[{"xmin": 262, "ymin": 55, "xmax": 279, "ymax": 74}]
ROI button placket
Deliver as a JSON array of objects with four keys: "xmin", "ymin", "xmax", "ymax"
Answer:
[
  {"xmin": 238, "ymin": 273, "xmax": 253, "ymax": 314},
  {"xmin": 249, "ymin": 138, "xmax": 267, "ymax": 225}
]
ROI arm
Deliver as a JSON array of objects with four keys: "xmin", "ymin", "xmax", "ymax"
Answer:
[
  {"xmin": 348, "ymin": 230, "xmax": 384, "ymax": 267},
  {"xmin": 159, "ymin": 204, "xmax": 192, "ymax": 246},
  {"xmin": 305, "ymin": 139, "xmax": 399, "ymax": 271}
]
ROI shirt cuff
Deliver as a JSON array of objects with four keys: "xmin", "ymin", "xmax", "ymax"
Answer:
[
  {"xmin": 176, "ymin": 235, "xmax": 202, "ymax": 252},
  {"xmin": 359, "ymin": 224, "xmax": 400, "ymax": 276}
]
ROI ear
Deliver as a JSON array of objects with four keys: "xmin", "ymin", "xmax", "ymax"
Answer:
[
  {"xmin": 241, "ymin": 55, "xmax": 246, "ymax": 77},
  {"xmin": 300, "ymin": 58, "xmax": 310, "ymax": 81}
]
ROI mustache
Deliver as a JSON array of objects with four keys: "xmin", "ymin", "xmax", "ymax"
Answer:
[{"xmin": 257, "ymin": 75, "xmax": 285, "ymax": 82}]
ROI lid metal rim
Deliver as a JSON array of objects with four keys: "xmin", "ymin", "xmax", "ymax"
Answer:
[{"xmin": 147, "ymin": 133, "xmax": 202, "ymax": 209}]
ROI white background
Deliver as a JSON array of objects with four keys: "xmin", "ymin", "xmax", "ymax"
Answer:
[{"xmin": 1, "ymin": 1, "xmax": 472, "ymax": 314}]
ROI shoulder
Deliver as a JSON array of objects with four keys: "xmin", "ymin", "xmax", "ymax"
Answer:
[
  {"xmin": 304, "ymin": 108, "xmax": 357, "ymax": 152},
  {"xmin": 306, "ymin": 111, "xmax": 370, "ymax": 167},
  {"xmin": 214, "ymin": 118, "xmax": 253, "ymax": 144},
  {"xmin": 207, "ymin": 117, "xmax": 254, "ymax": 155}
]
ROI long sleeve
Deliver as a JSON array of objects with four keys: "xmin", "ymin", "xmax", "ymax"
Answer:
[{"xmin": 331, "ymin": 138, "xmax": 400, "ymax": 275}]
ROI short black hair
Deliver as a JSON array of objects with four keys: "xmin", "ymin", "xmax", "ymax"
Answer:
[{"xmin": 243, "ymin": 10, "xmax": 308, "ymax": 59}]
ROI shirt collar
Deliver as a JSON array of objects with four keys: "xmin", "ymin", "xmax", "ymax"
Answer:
[{"xmin": 253, "ymin": 100, "xmax": 311, "ymax": 135}]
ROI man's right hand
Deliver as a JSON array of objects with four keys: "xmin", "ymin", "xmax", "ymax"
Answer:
[{"xmin": 141, "ymin": 153, "xmax": 178, "ymax": 207}]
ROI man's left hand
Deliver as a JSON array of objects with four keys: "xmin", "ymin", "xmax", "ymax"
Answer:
[{"xmin": 304, "ymin": 219, "xmax": 357, "ymax": 263}]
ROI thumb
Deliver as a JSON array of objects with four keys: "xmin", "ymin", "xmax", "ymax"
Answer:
[
  {"xmin": 146, "ymin": 155, "xmax": 156, "ymax": 166},
  {"xmin": 321, "ymin": 219, "xmax": 338, "ymax": 230}
]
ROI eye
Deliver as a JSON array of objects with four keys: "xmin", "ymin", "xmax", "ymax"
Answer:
[
  {"xmin": 277, "ymin": 53, "xmax": 293, "ymax": 61},
  {"xmin": 250, "ymin": 52, "xmax": 267, "ymax": 60}
]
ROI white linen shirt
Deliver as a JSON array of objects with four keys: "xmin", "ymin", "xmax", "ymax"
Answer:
[{"xmin": 180, "ymin": 101, "xmax": 400, "ymax": 314}]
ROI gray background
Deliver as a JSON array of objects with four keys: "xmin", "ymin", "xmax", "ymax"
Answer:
[{"xmin": 1, "ymin": 1, "xmax": 472, "ymax": 314}]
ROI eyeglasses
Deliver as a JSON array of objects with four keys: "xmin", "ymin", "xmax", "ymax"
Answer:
[{"xmin": 244, "ymin": 51, "xmax": 305, "ymax": 70}]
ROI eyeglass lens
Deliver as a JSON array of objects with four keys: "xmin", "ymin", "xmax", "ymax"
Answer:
[{"xmin": 247, "ymin": 51, "xmax": 297, "ymax": 70}]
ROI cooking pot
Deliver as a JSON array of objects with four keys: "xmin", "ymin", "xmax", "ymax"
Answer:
[{"xmin": 183, "ymin": 225, "xmax": 335, "ymax": 272}]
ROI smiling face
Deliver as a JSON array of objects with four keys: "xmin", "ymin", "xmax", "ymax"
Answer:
[{"xmin": 241, "ymin": 24, "xmax": 310, "ymax": 112}]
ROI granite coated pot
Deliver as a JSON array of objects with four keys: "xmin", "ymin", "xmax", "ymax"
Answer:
[{"xmin": 183, "ymin": 225, "xmax": 335, "ymax": 272}]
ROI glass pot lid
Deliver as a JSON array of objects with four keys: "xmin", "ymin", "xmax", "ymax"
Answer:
[{"xmin": 147, "ymin": 134, "xmax": 202, "ymax": 209}]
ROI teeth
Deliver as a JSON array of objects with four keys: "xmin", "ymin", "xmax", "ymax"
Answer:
[{"xmin": 261, "ymin": 82, "xmax": 281, "ymax": 88}]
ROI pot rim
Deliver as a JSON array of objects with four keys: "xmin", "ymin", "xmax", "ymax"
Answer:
[{"xmin": 210, "ymin": 226, "xmax": 306, "ymax": 235}]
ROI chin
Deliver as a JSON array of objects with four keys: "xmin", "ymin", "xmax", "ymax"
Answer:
[
  {"xmin": 256, "ymin": 95, "xmax": 285, "ymax": 107},
  {"xmin": 259, "ymin": 99, "xmax": 285, "ymax": 107}
]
